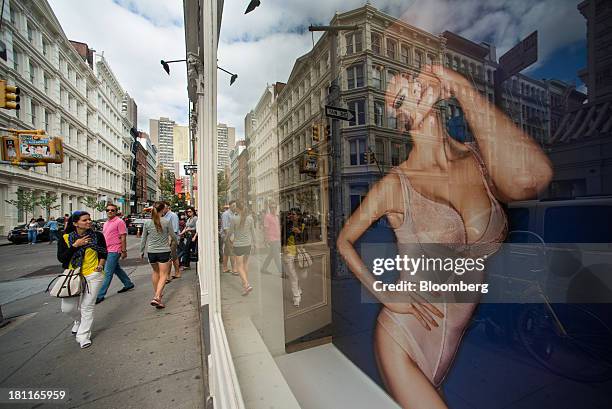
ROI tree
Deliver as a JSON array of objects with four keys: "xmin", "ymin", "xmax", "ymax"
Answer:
[
  {"xmin": 159, "ymin": 169, "xmax": 175, "ymax": 201},
  {"xmin": 37, "ymin": 193, "xmax": 61, "ymax": 219},
  {"xmin": 5, "ymin": 190, "xmax": 38, "ymax": 222},
  {"xmin": 83, "ymin": 196, "xmax": 107, "ymax": 214},
  {"xmin": 218, "ymin": 171, "xmax": 228, "ymax": 208}
]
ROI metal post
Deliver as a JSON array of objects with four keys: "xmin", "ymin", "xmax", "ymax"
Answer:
[
  {"xmin": 309, "ymin": 24, "xmax": 358, "ymax": 278},
  {"xmin": 328, "ymin": 32, "xmax": 344, "ymax": 278}
]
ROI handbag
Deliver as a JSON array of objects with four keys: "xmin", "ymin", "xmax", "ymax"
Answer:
[
  {"xmin": 46, "ymin": 267, "xmax": 87, "ymax": 298},
  {"xmin": 295, "ymin": 246, "xmax": 313, "ymax": 269}
]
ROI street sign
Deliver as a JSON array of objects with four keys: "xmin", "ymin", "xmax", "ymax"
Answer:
[
  {"xmin": 498, "ymin": 31, "xmax": 538, "ymax": 82},
  {"xmin": 325, "ymin": 105, "xmax": 355, "ymax": 122}
]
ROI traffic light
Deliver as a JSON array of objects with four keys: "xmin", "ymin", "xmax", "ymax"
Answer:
[
  {"xmin": 0, "ymin": 80, "xmax": 20, "ymax": 110},
  {"xmin": 365, "ymin": 150, "xmax": 376, "ymax": 164},
  {"xmin": 312, "ymin": 123, "xmax": 320, "ymax": 142}
]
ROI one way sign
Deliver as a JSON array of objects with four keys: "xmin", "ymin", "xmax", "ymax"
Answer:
[{"xmin": 325, "ymin": 105, "xmax": 355, "ymax": 121}]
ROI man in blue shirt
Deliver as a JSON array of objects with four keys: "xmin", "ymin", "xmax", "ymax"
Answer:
[
  {"xmin": 163, "ymin": 202, "xmax": 181, "ymax": 278},
  {"xmin": 44, "ymin": 216, "xmax": 59, "ymax": 244}
]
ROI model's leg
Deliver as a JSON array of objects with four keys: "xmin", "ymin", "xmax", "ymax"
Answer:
[{"xmin": 374, "ymin": 323, "xmax": 448, "ymax": 409}]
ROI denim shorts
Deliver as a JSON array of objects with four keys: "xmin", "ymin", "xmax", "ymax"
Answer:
[{"xmin": 148, "ymin": 252, "xmax": 171, "ymax": 264}]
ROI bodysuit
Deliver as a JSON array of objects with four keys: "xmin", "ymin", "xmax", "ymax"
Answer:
[{"xmin": 377, "ymin": 144, "xmax": 508, "ymax": 387}]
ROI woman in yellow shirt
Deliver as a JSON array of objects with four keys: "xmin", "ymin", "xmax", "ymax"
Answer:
[{"xmin": 57, "ymin": 211, "xmax": 107, "ymax": 349}]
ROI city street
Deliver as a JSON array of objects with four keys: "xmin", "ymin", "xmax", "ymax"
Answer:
[
  {"xmin": 0, "ymin": 236, "xmax": 142, "ymax": 306},
  {"xmin": 0, "ymin": 235, "xmax": 207, "ymax": 409}
]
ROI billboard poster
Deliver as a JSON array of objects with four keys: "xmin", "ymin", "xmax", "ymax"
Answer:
[{"xmin": 18, "ymin": 134, "xmax": 54, "ymax": 161}]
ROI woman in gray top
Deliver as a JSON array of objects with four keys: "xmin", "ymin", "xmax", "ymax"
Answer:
[
  {"xmin": 141, "ymin": 201, "xmax": 177, "ymax": 309},
  {"xmin": 229, "ymin": 201, "xmax": 256, "ymax": 295}
]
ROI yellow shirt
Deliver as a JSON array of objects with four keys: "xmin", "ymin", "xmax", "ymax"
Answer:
[{"xmin": 63, "ymin": 234, "xmax": 99, "ymax": 276}]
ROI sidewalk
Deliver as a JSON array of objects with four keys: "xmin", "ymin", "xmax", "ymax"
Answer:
[{"xmin": 0, "ymin": 263, "xmax": 208, "ymax": 409}]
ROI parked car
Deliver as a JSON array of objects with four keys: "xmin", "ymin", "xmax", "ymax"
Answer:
[{"xmin": 7, "ymin": 221, "xmax": 65, "ymax": 244}]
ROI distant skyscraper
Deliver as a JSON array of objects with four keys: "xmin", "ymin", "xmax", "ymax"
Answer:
[
  {"xmin": 121, "ymin": 93, "xmax": 138, "ymax": 129},
  {"xmin": 151, "ymin": 117, "xmax": 176, "ymax": 172},
  {"xmin": 149, "ymin": 119, "xmax": 159, "ymax": 147},
  {"xmin": 217, "ymin": 123, "xmax": 235, "ymax": 172}
]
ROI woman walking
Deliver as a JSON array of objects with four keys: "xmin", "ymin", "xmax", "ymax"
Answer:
[
  {"xmin": 27, "ymin": 218, "xmax": 39, "ymax": 244},
  {"xmin": 229, "ymin": 201, "xmax": 256, "ymax": 296},
  {"xmin": 179, "ymin": 207, "xmax": 198, "ymax": 270},
  {"xmin": 140, "ymin": 201, "xmax": 177, "ymax": 309},
  {"xmin": 57, "ymin": 211, "xmax": 107, "ymax": 349}
]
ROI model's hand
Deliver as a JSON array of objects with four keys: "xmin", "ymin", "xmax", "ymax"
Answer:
[
  {"xmin": 385, "ymin": 294, "xmax": 444, "ymax": 331},
  {"xmin": 121, "ymin": 250, "xmax": 127, "ymax": 260},
  {"xmin": 73, "ymin": 236, "xmax": 91, "ymax": 247},
  {"xmin": 95, "ymin": 264, "xmax": 104, "ymax": 272}
]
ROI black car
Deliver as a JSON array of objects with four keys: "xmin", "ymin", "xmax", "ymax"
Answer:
[{"xmin": 7, "ymin": 221, "xmax": 64, "ymax": 244}]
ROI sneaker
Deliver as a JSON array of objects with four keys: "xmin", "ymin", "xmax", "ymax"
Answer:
[
  {"xmin": 117, "ymin": 285, "xmax": 135, "ymax": 293},
  {"xmin": 293, "ymin": 295, "xmax": 301, "ymax": 307},
  {"xmin": 71, "ymin": 321, "xmax": 80, "ymax": 335},
  {"xmin": 95, "ymin": 297, "xmax": 105, "ymax": 304},
  {"xmin": 80, "ymin": 340, "xmax": 92, "ymax": 349}
]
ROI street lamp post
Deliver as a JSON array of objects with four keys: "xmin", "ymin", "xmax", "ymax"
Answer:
[{"xmin": 309, "ymin": 24, "xmax": 359, "ymax": 278}]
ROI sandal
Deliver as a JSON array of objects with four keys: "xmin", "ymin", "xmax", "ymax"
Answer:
[
  {"xmin": 242, "ymin": 285, "xmax": 253, "ymax": 296},
  {"xmin": 150, "ymin": 297, "xmax": 161, "ymax": 307},
  {"xmin": 156, "ymin": 301, "xmax": 166, "ymax": 309}
]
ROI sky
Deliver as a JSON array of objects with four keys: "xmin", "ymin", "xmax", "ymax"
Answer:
[{"xmin": 48, "ymin": 0, "xmax": 586, "ymax": 140}]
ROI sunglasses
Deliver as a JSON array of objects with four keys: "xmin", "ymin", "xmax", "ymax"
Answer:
[{"xmin": 106, "ymin": 209, "xmax": 116, "ymax": 212}]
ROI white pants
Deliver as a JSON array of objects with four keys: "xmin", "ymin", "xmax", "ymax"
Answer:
[
  {"xmin": 284, "ymin": 254, "xmax": 308, "ymax": 298},
  {"xmin": 61, "ymin": 271, "xmax": 104, "ymax": 343}
]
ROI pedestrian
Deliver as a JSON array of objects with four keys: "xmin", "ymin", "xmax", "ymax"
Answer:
[
  {"xmin": 57, "ymin": 210, "xmax": 107, "ymax": 349},
  {"xmin": 96, "ymin": 203, "xmax": 135, "ymax": 304},
  {"xmin": 36, "ymin": 215, "xmax": 45, "ymax": 224},
  {"xmin": 44, "ymin": 216, "xmax": 59, "ymax": 245},
  {"xmin": 27, "ymin": 218, "xmax": 39, "ymax": 245},
  {"xmin": 140, "ymin": 201, "xmax": 177, "ymax": 309},
  {"xmin": 261, "ymin": 202, "xmax": 282, "ymax": 275},
  {"xmin": 229, "ymin": 201, "xmax": 256, "ymax": 296},
  {"xmin": 63, "ymin": 213, "xmax": 70, "ymax": 227},
  {"xmin": 283, "ymin": 208, "xmax": 305, "ymax": 307},
  {"xmin": 162, "ymin": 201, "xmax": 181, "ymax": 280},
  {"xmin": 221, "ymin": 201, "xmax": 236, "ymax": 274},
  {"xmin": 179, "ymin": 206, "xmax": 198, "ymax": 270}
]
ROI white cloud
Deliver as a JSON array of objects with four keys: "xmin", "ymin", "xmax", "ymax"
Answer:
[
  {"xmin": 217, "ymin": 0, "xmax": 584, "ymax": 138},
  {"xmin": 47, "ymin": 0, "xmax": 584, "ymax": 141},
  {"xmin": 48, "ymin": 0, "xmax": 188, "ymax": 133}
]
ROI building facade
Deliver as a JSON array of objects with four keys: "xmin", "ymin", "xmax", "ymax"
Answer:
[
  {"xmin": 134, "ymin": 140, "xmax": 147, "ymax": 213},
  {"xmin": 245, "ymin": 83, "xmax": 285, "ymax": 212},
  {"xmin": 152, "ymin": 116, "xmax": 175, "ymax": 172},
  {"xmin": 0, "ymin": 0, "xmax": 134, "ymax": 230},
  {"xmin": 217, "ymin": 123, "xmax": 235, "ymax": 173},
  {"xmin": 137, "ymin": 132, "xmax": 158, "ymax": 205},
  {"xmin": 121, "ymin": 92, "xmax": 137, "ymax": 129}
]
